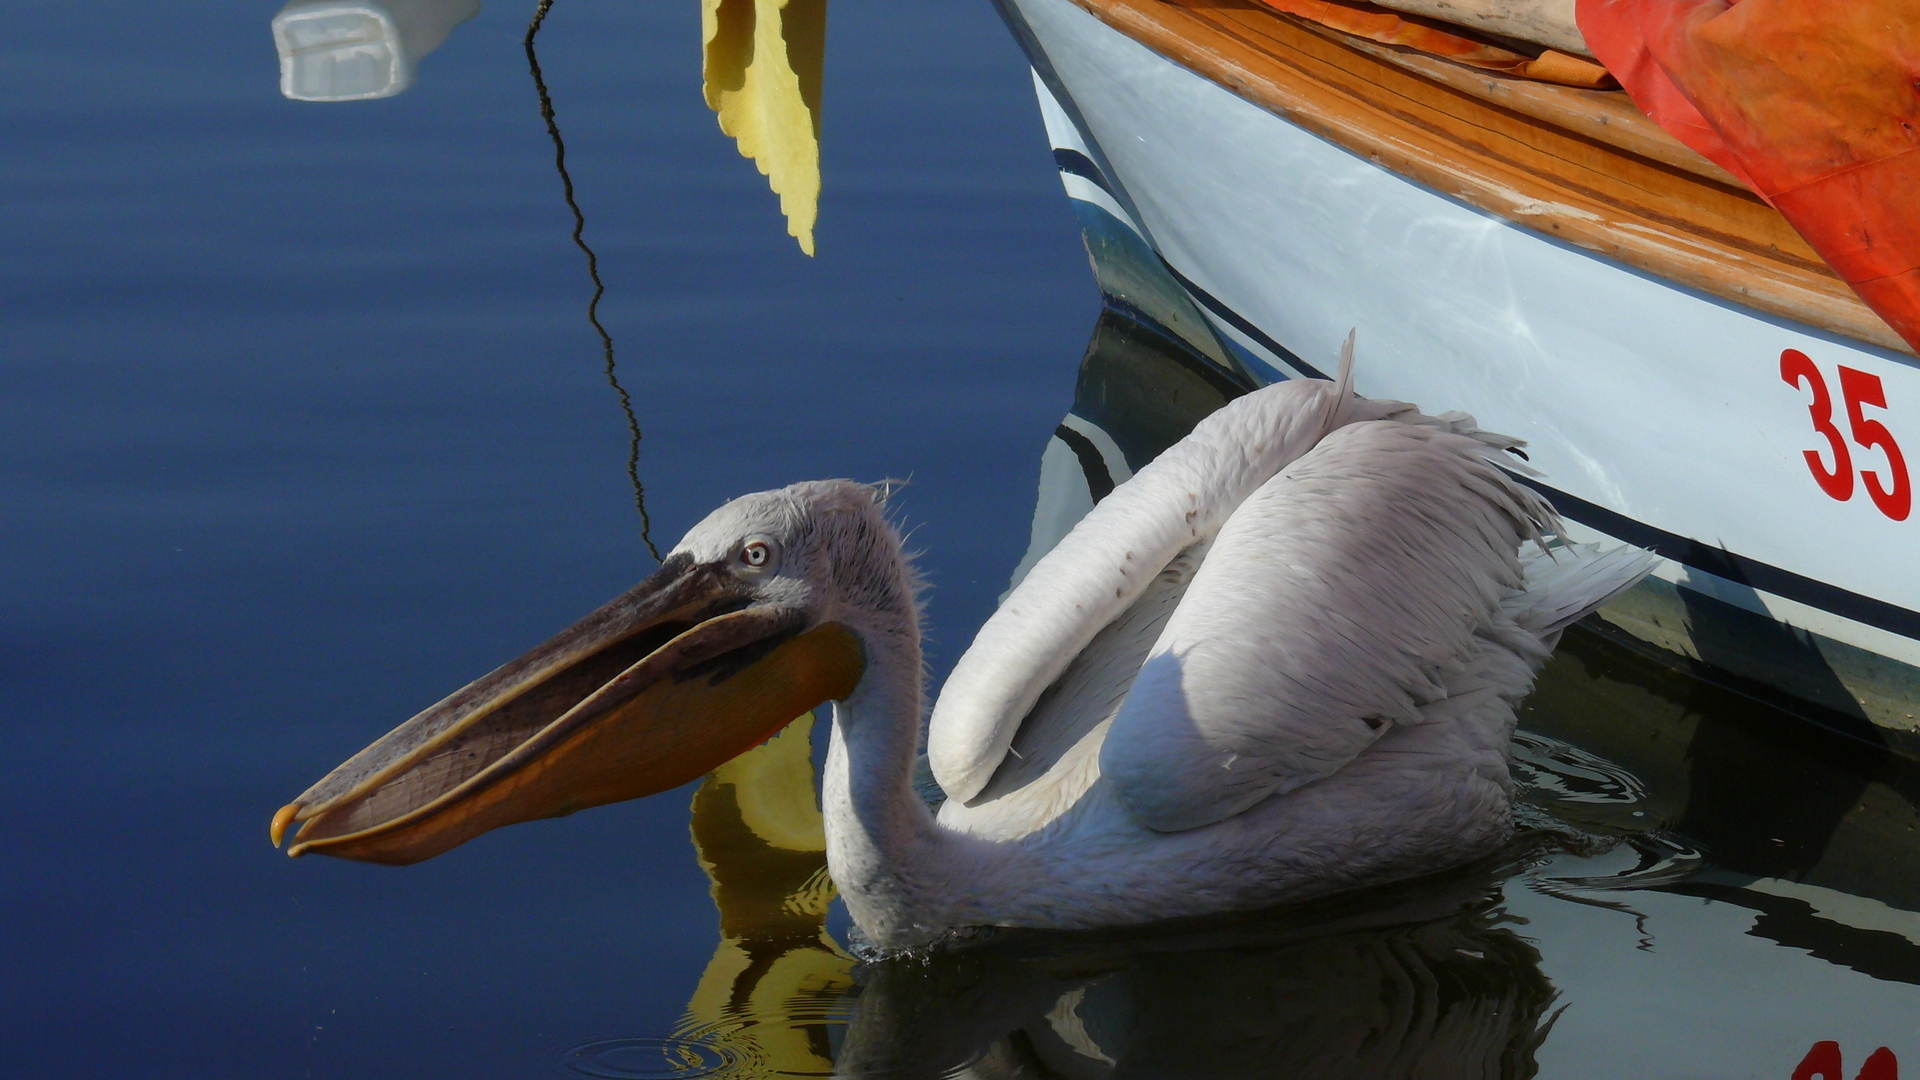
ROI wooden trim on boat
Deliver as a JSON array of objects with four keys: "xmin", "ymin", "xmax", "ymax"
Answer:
[
  {"xmin": 1063, "ymin": 0, "xmax": 1912, "ymax": 355},
  {"xmin": 1322, "ymin": 31, "xmax": 1742, "ymax": 188}
]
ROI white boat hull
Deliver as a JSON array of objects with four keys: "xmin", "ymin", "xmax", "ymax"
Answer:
[{"xmin": 1001, "ymin": 0, "xmax": 1920, "ymax": 751}]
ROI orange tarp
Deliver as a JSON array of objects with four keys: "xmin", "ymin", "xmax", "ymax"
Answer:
[
  {"xmin": 1577, "ymin": 0, "xmax": 1920, "ymax": 351},
  {"xmin": 1257, "ymin": 0, "xmax": 1613, "ymax": 87}
]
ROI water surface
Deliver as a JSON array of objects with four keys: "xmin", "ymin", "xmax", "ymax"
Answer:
[{"xmin": 4, "ymin": 2, "xmax": 1917, "ymax": 1078}]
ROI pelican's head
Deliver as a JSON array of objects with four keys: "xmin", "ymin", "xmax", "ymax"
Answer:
[{"xmin": 272, "ymin": 480, "xmax": 908, "ymax": 865}]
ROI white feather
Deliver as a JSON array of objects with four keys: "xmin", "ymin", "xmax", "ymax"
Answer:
[
  {"xmin": 1101, "ymin": 420, "xmax": 1557, "ymax": 832},
  {"xmin": 668, "ymin": 341, "xmax": 1657, "ymax": 951},
  {"xmin": 1509, "ymin": 541, "xmax": 1659, "ymax": 637},
  {"xmin": 930, "ymin": 368, "xmax": 1432, "ymax": 803}
]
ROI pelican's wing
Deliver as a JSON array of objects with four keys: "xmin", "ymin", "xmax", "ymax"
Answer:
[
  {"xmin": 1509, "ymin": 541, "xmax": 1655, "ymax": 637},
  {"xmin": 928, "ymin": 366, "xmax": 1381, "ymax": 803},
  {"xmin": 1100, "ymin": 420, "xmax": 1558, "ymax": 832},
  {"xmin": 936, "ymin": 538, "xmax": 1210, "ymax": 839}
]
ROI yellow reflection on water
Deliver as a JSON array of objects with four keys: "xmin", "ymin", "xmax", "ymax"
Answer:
[
  {"xmin": 676, "ymin": 714, "xmax": 851, "ymax": 1075},
  {"xmin": 665, "ymin": 712, "xmax": 1565, "ymax": 1079}
]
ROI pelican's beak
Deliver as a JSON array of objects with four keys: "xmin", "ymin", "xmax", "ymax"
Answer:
[{"xmin": 271, "ymin": 554, "xmax": 863, "ymax": 865}]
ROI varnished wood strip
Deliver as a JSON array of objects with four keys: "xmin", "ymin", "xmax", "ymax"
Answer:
[
  {"xmin": 1061, "ymin": 0, "xmax": 1909, "ymax": 353},
  {"xmin": 1321, "ymin": 30, "xmax": 1743, "ymax": 187},
  {"xmin": 1182, "ymin": 2, "xmax": 1801, "ymax": 258}
]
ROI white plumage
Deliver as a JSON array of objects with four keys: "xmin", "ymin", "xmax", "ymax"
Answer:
[
  {"xmin": 1100, "ymin": 419, "xmax": 1554, "ymax": 832},
  {"xmin": 662, "ymin": 343, "xmax": 1652, "ymax": 953}
]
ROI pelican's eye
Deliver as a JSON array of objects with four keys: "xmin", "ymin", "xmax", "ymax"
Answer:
[{"xmin": 741, "ymin": 541, "xmax": 772, "ymax": 568}]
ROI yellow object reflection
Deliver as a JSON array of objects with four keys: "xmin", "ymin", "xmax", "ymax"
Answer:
[
  {"xmin": 668, "ymin": 721, "xmax": 1561, "ymax": 1078},
  {"xmin": 702, "ymin": 0, "xmax": 827, "ymax": 255},
  {"xmin": 676, "ymin": 713, "xmax": 851, "ymax": 1074}
]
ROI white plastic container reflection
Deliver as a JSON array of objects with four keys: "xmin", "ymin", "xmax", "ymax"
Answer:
[{"xmin": 272, "ymin": 0, "xmax": 480, "ymax": 101}]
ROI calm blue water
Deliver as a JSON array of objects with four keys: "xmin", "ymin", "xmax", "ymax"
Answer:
[
  {"xmin": 3, "ymin": 1, "xmax": 1084, "ymax": 1074},
  {"xmin": 7, "ymin": 2, "xmax": 1920, "ymax": 1078}
]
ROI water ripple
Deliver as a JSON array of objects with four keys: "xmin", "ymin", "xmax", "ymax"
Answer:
[
  {"xmin": 1510, "ymin": 729, "xmax": 1648, "ymax": 805},
  {"xmin": 558, "ymin": 1036, "xmax": 744, "ymax": 1080}
]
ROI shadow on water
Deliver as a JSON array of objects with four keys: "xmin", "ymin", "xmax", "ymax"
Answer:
[{"xmin": 525, "ymin": 0, "xmax": 662, "ymax": 562}]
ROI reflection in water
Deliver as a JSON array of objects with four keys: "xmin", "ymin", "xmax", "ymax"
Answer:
[
  {"xmin": 525, "ymin": 1, "xmax": 661, "ymax": 561},
  {"xmin": 660, "ymin": 717, "xmax": 1560, "ymax": 1080},
  {"xmin": 598, "ymin": 305, "xmax": 1920, "ymax": 1078},
  {"xmin": 1524, "ymin": 627, "xmax": 1920, "ymax": 987},
  {"xmin": 702, "ymin": 0, "xmax": 828, "ymax": 254},
  {"xmin": 671, "ymin": 716, "xmax": 851, "ymax": 1077},
  {"xmin": 272, "ymin": 0, "xmax": 479, "ymax": 101},
  {"xmin": 834, "ymin": 867, "xmax": 1559, "ymax": 1080},
  {"xmin": 1006, "ymin": 307, "xmax": 1254, "ymax": 590},
  {"xmin": 561, "ymin": 1035, "xmax": 746, "ymax": 1080},
  {"xmin": 269, "ymin": 0, "xmax": 664, "ymax": 559},
  {"xmin": 640, "ymin": 617, "xmax": 1920, "ymax": 1079}
]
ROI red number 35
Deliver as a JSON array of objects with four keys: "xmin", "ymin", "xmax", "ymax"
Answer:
[{"xmin": 1781, "ymin": 349, "xmax": 1912, "ymax": 521}]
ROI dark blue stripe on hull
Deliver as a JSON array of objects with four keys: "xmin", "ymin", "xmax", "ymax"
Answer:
[
  {"xmin": 1516, "ymin": 479, "xmax": 1920, "ymax": 642},
  {"xmin": 1050, "ymin": 150, "xmax": 1322, "ymax": 380},
  {"xmin": 1050, "ymin": 157, "xmax": 1920, "ymax": 644},
  {"xmin": 1052, "ymin": 148, "xmax": 1111, "ymax": 195}
]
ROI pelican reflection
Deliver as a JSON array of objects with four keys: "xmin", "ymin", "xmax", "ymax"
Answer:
[
  {"xmin": 672, "ymin": 728, "xmax": 1559, "ymax": 1079},
  {"xmin": 835, "ymin": 875, "xmax": 1557, "ymax": 1080}
]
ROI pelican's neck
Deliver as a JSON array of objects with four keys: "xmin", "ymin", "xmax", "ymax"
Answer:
[{"xmin": 821, "ymin": 614, "xmax": 958, "ymax": 951}]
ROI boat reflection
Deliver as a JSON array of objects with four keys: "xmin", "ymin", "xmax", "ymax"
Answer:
[
  {"xmin": 1522, "ymin": 627, "xmax": 1920, "ymax": 988},
  {"xmin": 269, "ymin": 0, "xmax": 669, "ymax": 559},
  {"xmin": 621, "ymin": 304, "xmax": 1920, "ymax": 1078},
  {"xmin": 523, "ymin": 0, "xmax": 663, "ymax": 561},
  {"xmin": 271, "ymin": 0, "xmax": 479, "ymax": 101},
  {"xmin": 700, "ymin": 0, "xmax": 827, "ymax": 254}
]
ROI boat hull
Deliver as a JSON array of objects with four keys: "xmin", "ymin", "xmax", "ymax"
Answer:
[{"xmin": 1001, "ymin": 0, "xmax": 1920, "ymax": 753}]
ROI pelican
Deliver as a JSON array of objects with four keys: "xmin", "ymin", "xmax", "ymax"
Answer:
[{"xmin": 271, "ymin": 343, "xmax": 1652, "ymax": 953}]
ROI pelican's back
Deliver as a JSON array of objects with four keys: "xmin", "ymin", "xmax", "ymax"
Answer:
[
  {"xmin": 1101, "ymin": 420, "xmax": 1559, "ymax": 832},
  {"xmin": 931, "ymin": 353, "xmax": 1653, "ymax": 858}
]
